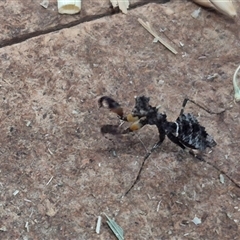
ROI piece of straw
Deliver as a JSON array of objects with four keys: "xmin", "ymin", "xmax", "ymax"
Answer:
[
  {"xmin": 96, "ymin": 216, "xmax": 102, "ymax": 234},
  {"xmin": 138, "ymin": 18, "xmax": 178, "ymax": 54}
]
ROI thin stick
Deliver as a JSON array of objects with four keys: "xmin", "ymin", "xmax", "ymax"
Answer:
[
  {"xmin": 46, "ymin": 176, "xmax": 54, "ymax": 186},
  {"xmin": 96, "ymin": 216, "xmax": 102, "ymax": 234},
  {"xmin": 138, "ymin": 18, "xmax": 178, "ymax": 55},
  {"xmin": 156, "ymin": 200, "xmax": 162, "ymax": 212}
]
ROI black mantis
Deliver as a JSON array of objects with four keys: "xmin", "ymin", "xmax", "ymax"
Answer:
[{"xmin": 98, "ymin": 95, "xmax": 223, "ymax": 195}]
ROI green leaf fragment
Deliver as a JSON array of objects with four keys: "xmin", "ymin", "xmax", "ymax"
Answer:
[{"xmin": 104, "ymin": 214, "xmax": 124, "ymax": 240}]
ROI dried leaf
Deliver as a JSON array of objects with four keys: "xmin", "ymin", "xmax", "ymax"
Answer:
[
  {"xmin": 45, "ymin": 199, "xmax": 58, "ymax": 217},
  {"xmin": 210, "ymin": 0, "xmax": 237, "ymax": 18},
  {"xmin": 192, "ymin": 0, "xmax": 215, "ymax": 8},
  {"xmin": 192, "ymin": 0, "xmax": 237, "ymax": 18},
  {"xmin": 110, "ymin": 0, "xmax": 129, "ymax": 14},
  {"xmin": 110, "ymin": 0, "xmax": 118, "ymax": 8},
  {"xmin": 118, "ymin": 0, "xmax": 129, "ymax": 14}
]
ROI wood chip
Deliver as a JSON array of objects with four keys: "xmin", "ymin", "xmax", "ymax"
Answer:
[{"xmin": 13, "ymin": 190, "xmax": 19, "ymax": 196}]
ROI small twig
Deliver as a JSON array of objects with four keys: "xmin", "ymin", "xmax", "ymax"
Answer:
[
  {"xmin": 156, "ymin": 200, "xmax": 162, "ymax": 212},
  {"xmin": 96, "ymin": 216, "xmax": 102, "ymax": 234},
  {"xmin": 47, "ymin": 148, "xmax": 53, "ymax": 155},
  {"xmin": 46, "ymin": 176, "xmax": 54, "ymax": 186},
  {"xmin": 29, "ymin": 208, "xmax": 34, "ymax": 218},
  {"xmin": 138, "ymin": 18, "xmax": 178, "ymax": 54},
  {"xmin": 25, "ymin": 222, "xmax": 29, "ymax": 232}
]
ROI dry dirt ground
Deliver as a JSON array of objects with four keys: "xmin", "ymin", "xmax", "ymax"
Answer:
[{"xmin": 0, "ymin": 0, "xmax": 240, "ymax": 239}]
